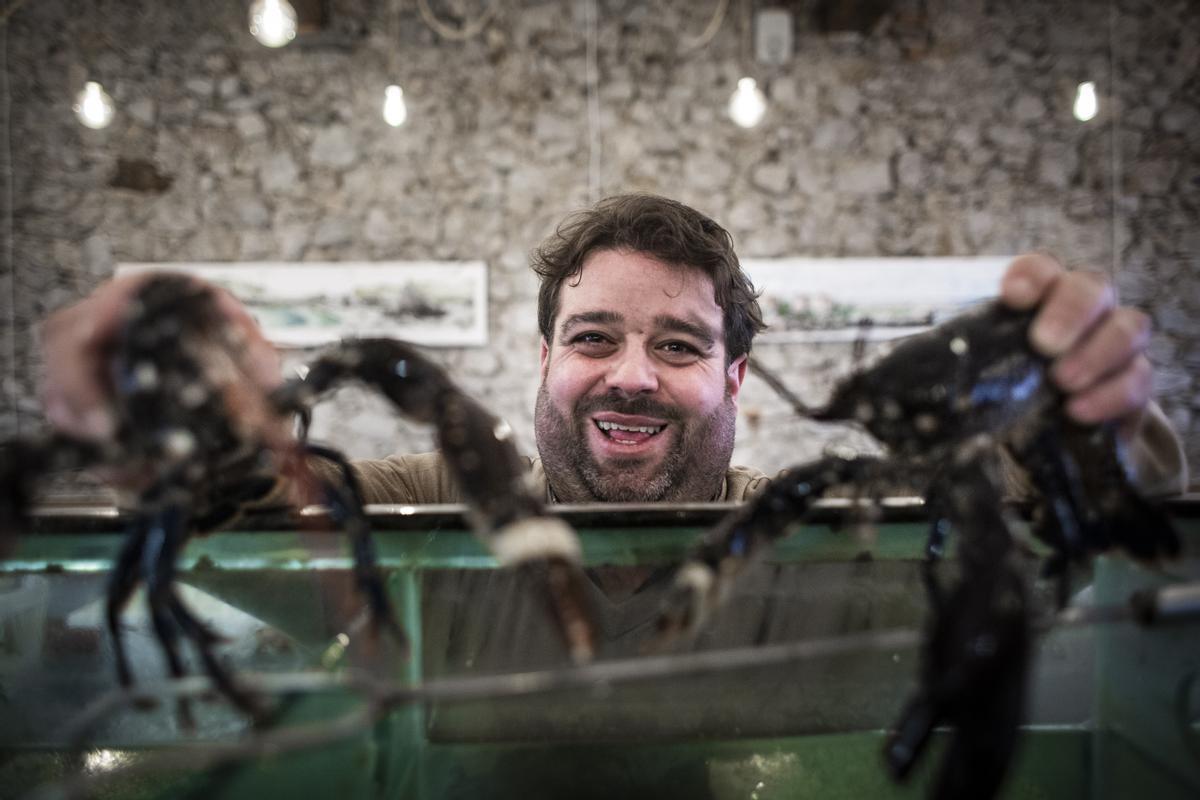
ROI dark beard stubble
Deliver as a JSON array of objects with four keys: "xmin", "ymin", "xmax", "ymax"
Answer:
[{"xmin": 534, "ymin": 384, "xmax": 737, "ymax": 503}]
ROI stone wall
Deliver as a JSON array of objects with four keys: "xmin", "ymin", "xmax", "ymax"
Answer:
[{"xmin": 2, "ymin": 0, "xmax": 1196, "ymax": 486}]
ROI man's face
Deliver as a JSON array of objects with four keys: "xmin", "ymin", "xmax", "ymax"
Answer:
[{"xmin": 534, "ymin": 249, "xmax": 747, "ymax": 502}]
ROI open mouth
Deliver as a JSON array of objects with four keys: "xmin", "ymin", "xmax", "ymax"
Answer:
[{"xmin": 594, "ymin": 419, "xmax": 666, "ymax": 445}]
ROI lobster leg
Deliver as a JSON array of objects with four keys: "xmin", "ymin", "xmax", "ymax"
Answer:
[
  {"xmin": 106, "ymin": 517, "xmax": 151, "ymax": 690},
  {"xmin": 140, "ymin": 502, "xmax": 197, "ymax": 727},
  {"xmin": 1012, "ymin": 418, "xmax": 1180, "ymax": 567},
  {"xmin": 304, "ymin": 442, "xmax": 407, "ymax": 653},
  {"xmin": 140, "ymin": 498, "xmax": 262, "ymax": 722},
  {"xmin": 166, "ymin": 591, "xmax": 263, "ymax": 719},
  {"xmin": 884, "ymin": 449, "xmax": 1031, "ymax": 800},
  {"xmin": 1005, "ymin": 416, "xmax": 1179, "ymax": 612}
]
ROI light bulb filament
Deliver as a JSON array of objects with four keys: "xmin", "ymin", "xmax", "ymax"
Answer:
[
  {"xmin": 383, "ymin": 85, "xmax": 408, "ymax": 127},
  {"xmin": 729, "ymin": 77, "xmax": 767, "ymax": 129},
  {"xmin": 249, "ymin": 0, "xmax": 298, "ymax": 48},
  {"xmin": 1074, "ymin": 81, "xmax": 1098, "ymax": 122},
  {"xmin": 74, "ymin": 81, "xmax": 115, "ymax": 130}
]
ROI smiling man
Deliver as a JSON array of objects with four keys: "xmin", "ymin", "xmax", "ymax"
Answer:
[
  {"xmin": 535, "ymin": 251, "xmax": 745, "ymax": 502},
  {"xmin": 530, "ymin": 197, "xmax": 765, "ymax": 503}
]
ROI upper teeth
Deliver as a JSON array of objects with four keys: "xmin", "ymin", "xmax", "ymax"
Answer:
[{"xmin": 597, "ymin": 421, "xmax": 663, "ymax": 434}]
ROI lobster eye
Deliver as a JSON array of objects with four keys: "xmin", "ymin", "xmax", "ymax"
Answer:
[{"xmin": 914, "ymin": 414, "xmax": 939, "ymax": 435}]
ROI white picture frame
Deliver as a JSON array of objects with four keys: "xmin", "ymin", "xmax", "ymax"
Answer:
[
  {"xmin": 742, "ymin": 257, "xmax": 1015, "ymax": 342},
  {"xmin": 116, "ymin": 261, "xmax": 489, "ymax": 348}
]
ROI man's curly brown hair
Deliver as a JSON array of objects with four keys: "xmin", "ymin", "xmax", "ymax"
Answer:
[{"xmin": 532, "ymin": 194, "xmax": 766, "ymax": 362}]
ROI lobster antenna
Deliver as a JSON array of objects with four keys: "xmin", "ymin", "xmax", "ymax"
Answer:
[
  {"xmin": 852, "ymin": 316, "xmax": 875, "ymax": 366},
  {"xmin": 747, "ymin": 358, "xmax": 814, "ymax": 418}
]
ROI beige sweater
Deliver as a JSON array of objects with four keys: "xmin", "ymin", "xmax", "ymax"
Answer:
[{"xmin": 348, "ymin": 452, "xmax": 771, "ymax": 505}]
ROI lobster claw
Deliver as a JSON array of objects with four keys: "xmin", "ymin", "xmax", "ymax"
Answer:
[
  {"xmin": 277, "ymin": 338, "xmax": 600, "ymax": 664},
  {"xmin": 884, "ymin": 558, "xmax": 1031, "ymax": 799},
  {"xmin": 885, "ymin": 452, "xmax": 1033, "ymax": 800},
  {"xmin": 491, "ymin": 516, "xmax": 598, "ymax": 664}
]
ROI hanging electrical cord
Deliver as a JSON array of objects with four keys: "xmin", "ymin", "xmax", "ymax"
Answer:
[
  {"xmin": 738, "ymin": 0, "xmax": 750, "ymax": 70},
  {"xmin": 584, "ymin": 0, "xmax": 601, "ymax": 204},
  {"xmin": 680, "ymin": 0, "xmax": 728, "ymax": 53},
  {"xmin": 1, "ymin": 11, "xmax": 16, "ymax": 435},
  {"xmin": 391, "ymin": 0, "xmax": 402, "ymax": 77},
  {"xmin": 380, "ymin": 0, "xmax": 409, "ymax": 126},
  {"xmin": 1107, "ymin": 0, "xmax": 1121, "ymax": 298},
  {"xmin": 416, "ymin": 0, "xmax": 499, "ymax": 41}
]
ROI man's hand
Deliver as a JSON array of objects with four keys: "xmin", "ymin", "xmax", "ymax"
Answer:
[
  {"xmin": 999, "ymin": 254, "xmax": 1152, "ymax": 436},
  {"xmin": 40, "ymin": 273, "xmax": 283, "ymax": 443}
]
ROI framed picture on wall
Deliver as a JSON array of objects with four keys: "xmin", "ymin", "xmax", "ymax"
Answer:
[
  {"xmin": 743, "ymin": 257, "xmax": 1015, "ymax": 343},
  {"xmin": 116, "ymin": 261, "xmax": 489, "ymax": 348}
]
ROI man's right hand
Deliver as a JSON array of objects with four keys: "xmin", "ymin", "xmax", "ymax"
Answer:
[{"xmin": 40, "ymin": 274, "xmax": 283, "ymax": 443}]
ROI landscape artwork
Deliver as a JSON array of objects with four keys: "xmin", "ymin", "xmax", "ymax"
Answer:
[
  {"xmin": 743, "ymin": 257, "xmax": 1015, "ymax": 342},
  {"xmin": 116, "ymin": 261, "xmax": 489, "ymax": 347}
]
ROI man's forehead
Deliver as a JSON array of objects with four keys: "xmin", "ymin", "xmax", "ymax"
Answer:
[
  {"xmin": 564, "ymin": 251, "xmax": 718, "ymax": 304},
  {"xmin": 555, "ymin": 256, "xmax": 721, "ymax": 332}
]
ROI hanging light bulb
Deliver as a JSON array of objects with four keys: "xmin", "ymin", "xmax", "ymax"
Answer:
[
  {"xmin": 1073, "ymin": 81, "xmax": 1098, "ymax": 122},
  {"xmin": 729, "ymin": 77, "xmax": 767, "ymax": 128},
  {"xmin": 73, "ymin": 81, "xmax": 115, "ymax": 130},
  {"xmin": 383, "ymin": 84, "xmax": 408, "ymax": 127},
  {"xmin": 249, "ymin": 0, "xmax": 298, "ymax": 48}
]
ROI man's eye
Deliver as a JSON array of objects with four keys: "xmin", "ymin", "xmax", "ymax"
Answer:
[
  {"xmin": 659, "ymin": 341, "xmax": 701, "ymax": 361},
  {"xmin": 570, "ymin": 333, "xmax": 617, "ymax": 353}
]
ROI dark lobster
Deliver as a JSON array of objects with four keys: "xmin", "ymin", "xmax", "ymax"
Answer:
[
  {"xmin": 654, "ymin": 300, "xmax": 1179, "ymax": 799},
  {"xmin": 0, "ymin": 274, "xmax": 595, "ymax": 723}
]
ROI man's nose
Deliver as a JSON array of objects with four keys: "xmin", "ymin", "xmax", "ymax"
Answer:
[{"xmin": 606, "ymin": 347, "xmax": 659, "ymax": 395}]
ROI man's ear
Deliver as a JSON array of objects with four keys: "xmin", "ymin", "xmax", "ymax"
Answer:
[
  {"xmin": 539, "ymin": 337, "xmax": 550, "ymax": 380},
  {"xmin": 727, "ymin": 354, "xmax": 748, "ymax": 404}
]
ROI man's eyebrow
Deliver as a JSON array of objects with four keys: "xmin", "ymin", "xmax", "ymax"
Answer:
[
  {"xmin": 559, "ymin": 310, "xmax": 623, "ymax": 334},
  {"xmin": 654, "ymin": 315, "xmax": 718, "ymax": 347}
]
